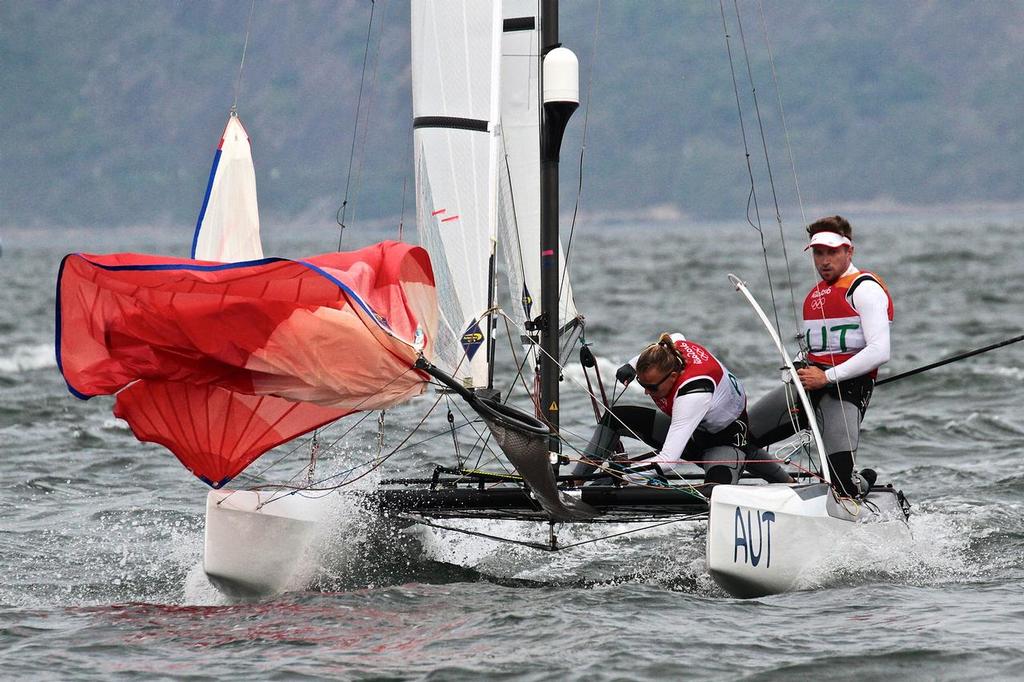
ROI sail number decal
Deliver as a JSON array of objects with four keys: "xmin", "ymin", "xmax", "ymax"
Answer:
[{"xmin": 733, "ymin": 506, "xmax": 775, "ymax": 568}]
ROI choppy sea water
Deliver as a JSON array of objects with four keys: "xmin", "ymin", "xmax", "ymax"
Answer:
[{"xmin": 1, "ymin": 216, "xmax": 1022, "ymax": 680}]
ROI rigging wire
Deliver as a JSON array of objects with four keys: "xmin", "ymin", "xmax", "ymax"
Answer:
[
  {"xmin": 740, "ymin": 1, "xmax": 859, "ymax": 459},
  {"xmin": 218, "ymin": 364, "xmax": 418, "ymax": 506},
  {"xmin": 501, "ymin": 315, "xmax": 544, "ymax": 416},
  {"xmin": 446, "ymin": 395, "xmax": 516, "ymax": 475},
  {"xmin": 347, "ymin": 0, "xmax": 390, "ymax": 235},
  {"xmin": 498, "ymin": 126, "xmax": 532, "ymax": 323},
  {"xmin": 446, "ymin": 401, "xmax": 463, "ymax": 468},
  {"xmin": 552, "ymin": 512, "xmax": 708, "ymax": 551},
  {"xmin": 397, "ymin": 172, "xmax": 408, "ymax": 241},
  {"xmin": 405, "ymin": 510, "xmax": 709, "ymax": 552},
  {"xmin": 756, "ymin": 0, "xmax": 806, "ymax": 333},
  {"xmin": 235, "ymin": 409, "xmax": 373, "ymax": 492},
  {"xmin": 718, "ymin": 0, "xmax": 784, "ymax": 340},
  {"xmin": 376, "ymin": 410, "xmax": 387, "ymax": 463},
  {"xmin": 260, "ymin": 379, "xmax": 449, "ymax": 502},
  {"xmin": 720, "ymin": 1, "xmax": 809, "ymax": 454},
  {"xmin": 336, "ymin": 0, "xmax": 378, "ymax": 250},
  {"xmin": 386, "ymin": 419, "xmax": 485, "ymax": 455},
  {"xmin": 231, "ymin": 0, "xmax": 257, "ymax": 114},
  {"xmin": 396, "ymin": 118, "xmax": 414, "ymax": 241},
  {"xmin": 558, "ymin": 0, "xmax": 602, "ymax": 306},
  {"xmin": 731, "ymin": 0, "xmax": 799, "ymax": 337},
  {"xmin": 496, "ymin": 309, "xmax": 707, "ymax": 496},
  {"xmin": 252, "ymin": 340, "xmax": 517, "ymax": 502},
  {"xmin": 306, "ymin": 431, "xmax": 320, "ymax": 485}
]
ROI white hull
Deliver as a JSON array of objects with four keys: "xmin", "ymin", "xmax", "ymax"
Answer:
[
  {"xmin": 203, "ymin": 482, "xmax": 910, "ymax": 600},
  {"xmin": 706, "ymin": 483, "xmax": 910, "ymax": 598},
  {"xmin": 204, "ymin": 489, "xmax": 330, "ymax": 598}
]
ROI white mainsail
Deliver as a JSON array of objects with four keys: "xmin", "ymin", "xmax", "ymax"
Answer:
[
  {"xmin": 411, "ymin": 1, "xmax": 503, "ymax": 388},
  {"xmin": 498, "ymin": 1, "xmax": 580, "ymax": 359},
  {"xmin": 191, "ymin": 112, "xmax": 264, "ymax": 262}
]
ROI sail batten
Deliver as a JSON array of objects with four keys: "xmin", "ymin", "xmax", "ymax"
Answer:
[{"xmin": 413, "ymin": 116, "xmax": 489, "ymax": 131}]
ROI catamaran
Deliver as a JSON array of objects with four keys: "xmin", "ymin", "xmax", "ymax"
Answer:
[{"xmin": 56, "ymin": 0, "xmax": 912, "ymax": 600}]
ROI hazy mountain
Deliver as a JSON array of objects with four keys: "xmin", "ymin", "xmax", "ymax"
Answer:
[{"xmin": 2, "ymin": 0, "xmax": 1022, "ymax": 230}]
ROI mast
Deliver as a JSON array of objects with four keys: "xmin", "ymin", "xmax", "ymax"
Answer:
[{"xmin": 539, "ymin": 0, "xmax": 578, "ymax": 455}]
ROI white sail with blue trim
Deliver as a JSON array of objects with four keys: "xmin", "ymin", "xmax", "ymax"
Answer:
[{"xmin": 192, "ymin": 112, "xmax": 263, "ymax": 262}]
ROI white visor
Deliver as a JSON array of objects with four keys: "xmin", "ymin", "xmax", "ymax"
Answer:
[{"xmin": 805, "ymin": 231, "xmax": 852, "ymax": 250}]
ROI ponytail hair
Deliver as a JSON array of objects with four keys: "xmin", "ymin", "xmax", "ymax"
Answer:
[{"xmin": 636, "ymin": 333, "xmax": 685, "ymax": 375}]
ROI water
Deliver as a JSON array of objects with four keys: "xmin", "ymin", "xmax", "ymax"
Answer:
[{"xmin": 2, "ymin": 216, "xmax": 1022, "ymax": 680}]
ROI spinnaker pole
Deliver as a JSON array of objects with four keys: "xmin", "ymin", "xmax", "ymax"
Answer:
[{"xmin": 539, "ymin": 0, "xmax": 578, "ymax": 456}]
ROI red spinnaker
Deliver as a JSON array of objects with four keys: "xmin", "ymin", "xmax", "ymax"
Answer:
[{"xmin": 57, "ymin": 241, "xmax": 437, "ymax": 487}]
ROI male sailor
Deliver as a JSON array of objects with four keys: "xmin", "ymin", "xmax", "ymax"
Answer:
[
  {"xmin": 570, "ymin": 333, "xmax": 792, "ymax": 487},
  {"xmin": 748, "ymin": 215, "xmax": 894, "ymax": 496}
]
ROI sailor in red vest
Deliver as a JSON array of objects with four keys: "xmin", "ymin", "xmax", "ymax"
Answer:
[
  {"xmin": 747, "ymin": 215, "xmax": 894, "ymax": 496},
  {"xmin": 570, "ymin": 333, "xmax": 792, "ymax": 487}
]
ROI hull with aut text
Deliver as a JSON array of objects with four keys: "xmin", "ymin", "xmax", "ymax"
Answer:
[{"xmin": 706, "ymin": 483, "xmax": 910, "ymax": 598}]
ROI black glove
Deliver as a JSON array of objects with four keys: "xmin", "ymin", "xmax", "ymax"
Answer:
[{"xmin": 615, "ymin": 363, "xmax": 636, "ymax": 385}]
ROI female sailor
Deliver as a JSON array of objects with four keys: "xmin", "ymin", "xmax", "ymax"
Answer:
[{"xmin": 571, "ymin": 333, "xmax": 792, "ymax": 486}]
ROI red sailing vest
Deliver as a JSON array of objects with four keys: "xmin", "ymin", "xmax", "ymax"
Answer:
[
  {"xmin": 803, "ymin": 271, "xmax": 894, "ymax": 377},
  {"xmin": 652, "ymin": 340, "xmax": 746, "ymax": 433}
]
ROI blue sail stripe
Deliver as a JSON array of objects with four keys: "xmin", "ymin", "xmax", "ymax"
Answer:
[{"xmin": 190, "ymin": 147, "xmax": 223, "ymax": 258}]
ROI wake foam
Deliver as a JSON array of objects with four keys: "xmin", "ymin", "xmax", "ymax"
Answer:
[
  {"xmin": 788, "ymin": 508, "xmax": 981, "ymax": 593},
  {"xmin": 0, "ymin": 343, "xmax": 55, "ymax": 373}
]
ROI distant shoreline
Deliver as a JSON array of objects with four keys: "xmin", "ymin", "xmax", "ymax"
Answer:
[
  {"xmin": 4, "ymin": 200, "xmax": 1022, "ymax": 242},
  {"xmin": 572, "ymin": 200, "xmax": 1024, "ymax": 227}
]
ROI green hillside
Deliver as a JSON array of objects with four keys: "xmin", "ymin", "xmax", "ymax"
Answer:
[{"xmin": 2, "ymin": 0, "xmax": 1021, "ymax": 229}]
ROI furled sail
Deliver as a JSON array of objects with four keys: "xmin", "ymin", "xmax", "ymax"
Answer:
[
  {"xmin": 411, "ymin": 0, "xmax": 503, "ymax": 389},
  {"xmin": 56, "ymin": 241, "xmax": 437, "ymax": 487},
  {"xmin": 498, "ymin": 1, "xmax": 580, "ymax": 359},
  {"xmin": 191, "ymin": 112, "xmax": 264, "ymax": 262}
]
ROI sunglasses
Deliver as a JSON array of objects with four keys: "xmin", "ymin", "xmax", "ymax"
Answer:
[{"xmin": 637, "ymin": 368, "xmax": 677, "ymax": 392}]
